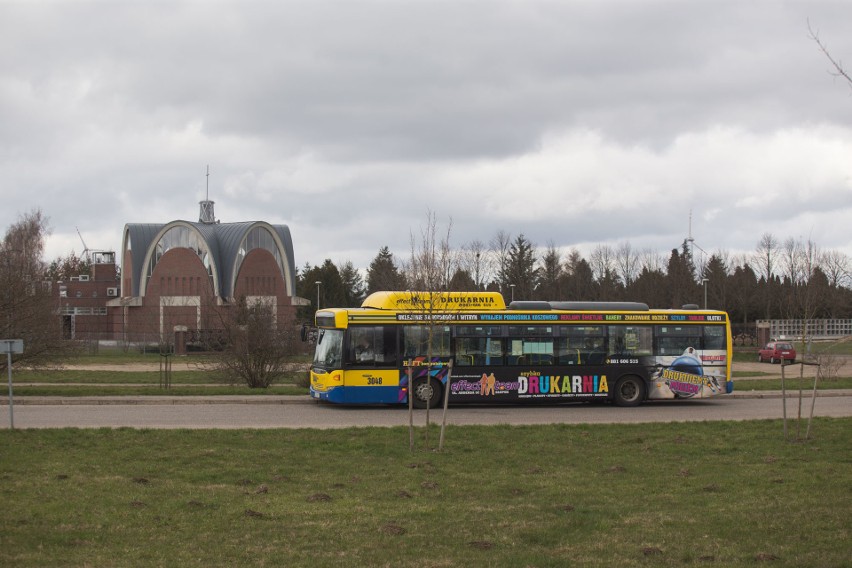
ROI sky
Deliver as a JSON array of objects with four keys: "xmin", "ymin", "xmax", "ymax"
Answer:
[{"xmin": 2, "ymin": 0, "xmax": 851, "ymax": 277}]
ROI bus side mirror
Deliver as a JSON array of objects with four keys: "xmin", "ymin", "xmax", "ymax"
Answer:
[{"xmin": 300, "ymin": 324, "xmax": 308, "ymax": 342}]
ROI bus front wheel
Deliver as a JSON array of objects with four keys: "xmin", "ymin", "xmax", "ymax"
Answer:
[
  {"xmin": 613, "ymin": 376, "xmax": 646, "ymax": 407},
  {"xmin": 412, "ymin": 377, "xmax": 442, "ymax": 409}
]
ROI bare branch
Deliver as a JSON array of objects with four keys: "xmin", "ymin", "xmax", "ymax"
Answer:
[{"xmin": 808, "ymin": 19, "xmax": 852, "ymax": 91}]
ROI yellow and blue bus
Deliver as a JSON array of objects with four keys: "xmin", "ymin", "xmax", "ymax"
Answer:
[{"xmin": 309, "ymin": 291, "xmax": 733, "ymax": 408}]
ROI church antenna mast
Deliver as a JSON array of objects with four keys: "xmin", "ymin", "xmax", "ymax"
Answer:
[{"xmin": 199, "ymin": 165, "xmax": 217, "ymax": 224}]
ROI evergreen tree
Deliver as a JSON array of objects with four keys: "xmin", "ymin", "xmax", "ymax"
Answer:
[
  {"xmin": 665, "ymin": 244, "xmax": 698, "ymax": 308},
  {"xmin": 366, "ymin": 246, "xmax": 407, "ymax": 294},
  {"xmin": 448, "ymin": 269, "xmax": 476, "ymax": 291},
  {"xmin": 338, "ymin": 260, "xmax": 366, "ymax": 307},
  {"xmin": 630, "ymin": 265, "xmax": 667, "ymax": 307},
  {"xmin": 564, "ymin": 257, "xmax": 596, "ymax": 300},
  {"xmin": 535, "ymin": 242, "xmax": 563, "ymax": 300},
  {"xmin": 703, "ymin": 254, "xmax": 728, "ymax": 310},
  {"xmin": 502, "ymin": 234, "xmax": 537, "ymax": 301},
  {"xmin": 809, "ymin": 267, "xmax": 831, "ymax": 318},
  {"xmin": 596, "ymin": 268, "xmax": 622, "ymax": 301},
  {"xmin": 296, "ymin": 260, "xmax": 346, "ymax": 320},
  {"xmin": 728, "ymin": 263, "xmax": 758, "ymax": 325}
]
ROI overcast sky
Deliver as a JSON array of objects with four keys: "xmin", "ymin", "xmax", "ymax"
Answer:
[{"xmin": 2, "ymin": 0, "xmax": 851, "ymax": 276}]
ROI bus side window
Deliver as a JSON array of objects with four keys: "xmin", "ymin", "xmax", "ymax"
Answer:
[
  {"xmin": 555, "ymin": 338, "xmax": 577, "ymax": 364},
  {"xmin": 453, "ymin": 337, "xmax": 504, "ymax": 366},
  {"xmin": 403, "ymin": 325, "xmax": 451, "ymax": 360},
  {"xmin": 608, "ymin": 325, "xmax": 652, "ymax": 357},
  {"xmin": 655, "ymin": 325, "xmax": 701, "ymax": 356},
  {"xmin": 454, "ymin": 337, "xmax": 475, "ymax": 366},
  {"xmin": 703, "ymin": 325, "xmax": 726, "ymax": 350},
  {"xmin": 558, "ymin": 326, "xmax": 605, "ymax": 365},
  {"xmin": 583, "ymin": 338, "xmax": 606, "ymax": 364}
]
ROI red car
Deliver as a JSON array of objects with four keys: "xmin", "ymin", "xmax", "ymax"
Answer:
[{"xmin": 758, "ymin": 341, "xmax": 796, "ymax": 364}]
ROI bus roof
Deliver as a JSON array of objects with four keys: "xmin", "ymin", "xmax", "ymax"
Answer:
[
  {"xmin": 362, "ymin": 291, "xmax": 507, "ymax": 311},
  {"xmin": 359, "ymin": 291, "xmax": 722, "ymax": 314},
  {"xmin": 315, "ymin": 291, "xmax": 728, "ymax": 328}
]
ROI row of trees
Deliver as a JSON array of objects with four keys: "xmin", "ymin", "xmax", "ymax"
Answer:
[
  {"xmin": 3, "ymin": 208, "xmax": 850, "ymax": 374},
  {"xmin": 297, "ymin": 229, "xmax": 852, "ymax": 326}
]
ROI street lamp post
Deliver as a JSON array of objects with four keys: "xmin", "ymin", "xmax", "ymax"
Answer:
[
  {"xmin": 315, "ymin": 281, "xmax": 321, "ymax": 310},
  {"xmin": 702, "ymin": 278, "xmax": 709, "ymax": 309},
  {"xmin": 510, "ymin": 284, "xmax": 516, "ymax": 302}
]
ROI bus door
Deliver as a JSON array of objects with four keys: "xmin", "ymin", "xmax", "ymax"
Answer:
[{"xmin": 342, "ymin": 325, "xmax": 400, "ymax": 404}]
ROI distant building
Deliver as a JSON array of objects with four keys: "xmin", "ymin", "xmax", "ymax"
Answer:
[
  {"xmin": 57, "ymin": 251, "xmax": 119, "ymax": 340},
  {"xmin": 60, "ymin": 199, "xmax": 308, "ymax": 348}
]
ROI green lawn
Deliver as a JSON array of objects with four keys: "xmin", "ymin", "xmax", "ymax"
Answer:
[
  {"xmin": 734, "ymin": 338, "xmax": 852, "ymax": 360},
  {"xmin": 1, "ymin": 420, "xmax": 849, "ymax": 567}
]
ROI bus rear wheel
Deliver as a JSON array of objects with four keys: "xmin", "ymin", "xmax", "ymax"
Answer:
[
  {"xmin": 412, "ymin": 377, "xmax": 442, "ymax": 409},
  {"xmin": 613, "ymin": 375, "xmax": 646, "ymax": 407}
]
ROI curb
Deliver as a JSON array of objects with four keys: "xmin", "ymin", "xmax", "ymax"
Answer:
[{"xmin": 725, "ymin": 390, "xmax": 850, "ymax": 400}]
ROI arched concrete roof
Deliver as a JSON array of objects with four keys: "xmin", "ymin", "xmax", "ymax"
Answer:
[{"xmin": 121, "ymin": 220, "xmax": 296, "ymax": 300}]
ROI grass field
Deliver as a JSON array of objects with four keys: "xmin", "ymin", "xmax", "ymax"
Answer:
[{"xmin": 1, "ymin": 419, "xmax": 849, "ymax": 567}]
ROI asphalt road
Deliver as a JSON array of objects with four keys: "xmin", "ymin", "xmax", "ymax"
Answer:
[{"xmin": 2, "ymin": 392, "xmax": 850, "ymax": 429}]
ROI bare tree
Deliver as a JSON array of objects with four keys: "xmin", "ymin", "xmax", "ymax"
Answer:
[
  {"xmin": 639, "ymin": 247, "xmax": 665, "ymax": 275},
  {"xmin": 754, "ymin": 232, "xmax": 781, "ymax": 318},
  {"xmin": 209, "ymin": 297, "xmax": 297, "ymax": 388},
  {"xmin": 753, "ymin": 232, "xmax": 779, "ymax": 282},
  {"xmin": 615, "ymin": 241, "xmax": 640, "ymax": 287},
  {"xmin": 457, "ymin": 239, "xmax": 491, "ymax": 290},
  {"xmin": 715, "ymin": 248, "xmax": 734, "ymax": 276},
  {"xmin": 406, "ymin": 210, "xmax": 460, "ymax": 451},
  {"xmin": 780, "ymin": 237, "xmax": 825, "ymax": 353},
  {"xmin": 408, "ymin": 211, "xmax": 453, "ymax": 291},
  {"xmin": 781, "ymin": 236, "xmax": 805, "ymax": 286},
  {"xmin": 489, "ymin": 229, "xmax": 512, "ymax": 291},
  {"xmin": 1, "ymin": 210, "xmax": 78, "ymax": 371},
  {"xmin": 821, "ymin": 249, "xmax": 851, "ymax": 289},
  {"xmin": 589, "ymin": 244, "xmax": 616, "ymax": 282}
]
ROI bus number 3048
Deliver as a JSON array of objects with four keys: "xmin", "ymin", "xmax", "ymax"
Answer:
[{"xmin": 366, "ymin": 377, "xmax": 383, "ymax": 385}]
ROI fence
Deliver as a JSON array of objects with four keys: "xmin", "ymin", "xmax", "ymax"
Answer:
[{"xmin": 756, "ymin": 319, "xmax": 852, "ymax": 341}]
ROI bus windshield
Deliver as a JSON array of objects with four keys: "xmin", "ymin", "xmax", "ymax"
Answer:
[{"xmin": 312, "ymin": 328, "xmax": 343, "ymax": 371}]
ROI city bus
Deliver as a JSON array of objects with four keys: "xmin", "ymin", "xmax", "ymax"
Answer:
[{"xmin": 309, "ymin": 291, "xmax": 733, "ymax": 408}]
